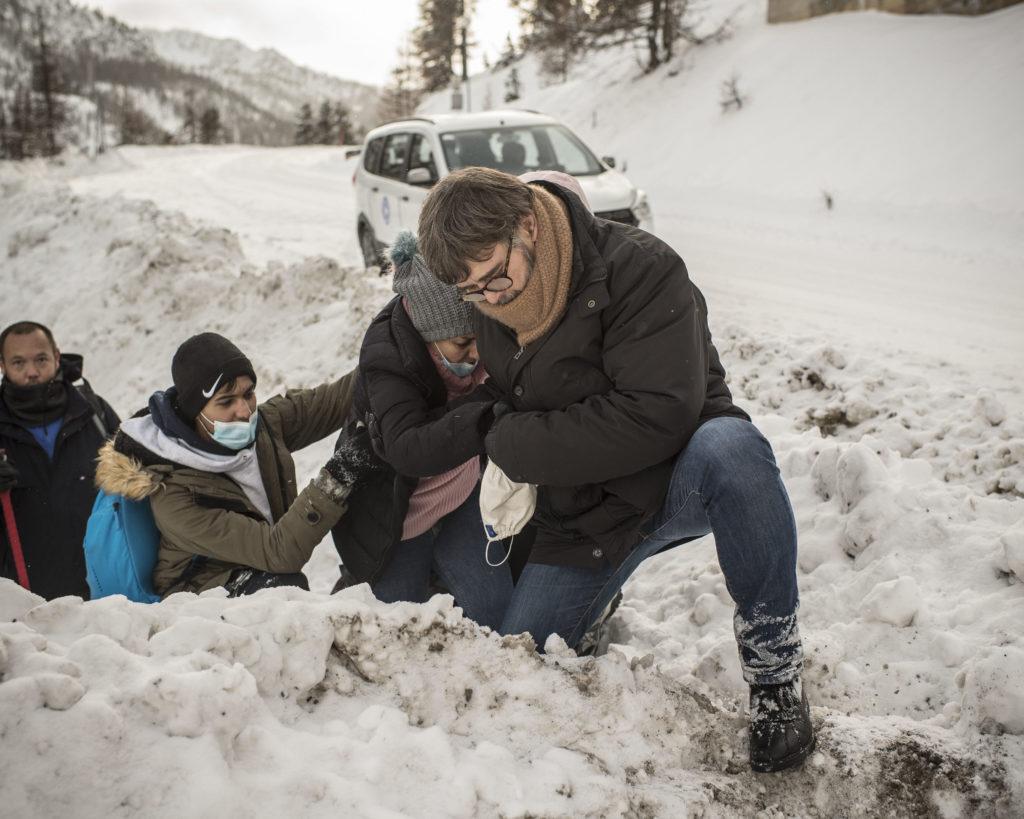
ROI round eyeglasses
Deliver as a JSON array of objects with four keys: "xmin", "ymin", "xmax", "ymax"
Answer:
[{"xmin": 458, "ymin": 233, "xmax": 515, "ymax": 302}]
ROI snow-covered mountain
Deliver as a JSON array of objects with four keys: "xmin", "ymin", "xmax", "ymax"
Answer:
[
  {"xmin": 0, "ymin": 0, "xmax": 379, "ymax": 148},
  {"xmin": 146, "ymin": 29, "xmax": 379, "ymax": 134}
]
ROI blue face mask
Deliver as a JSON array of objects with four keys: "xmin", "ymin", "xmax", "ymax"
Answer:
[
  {"xmin": 434, "ymin": 344, "xmax": 478, "ymax": 378},
  {"xmin": 201, "ymin": 411, "xmax": 258, "ymax": 450}
]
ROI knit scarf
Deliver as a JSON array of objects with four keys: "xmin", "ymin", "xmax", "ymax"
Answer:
[{"xmin": 476, "ymin": 186, "xmax": 574, "ymax": 346}]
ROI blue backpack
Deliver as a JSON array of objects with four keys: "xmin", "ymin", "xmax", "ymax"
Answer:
[{"xmin": 83, "ymin": 490, "xmax": 162, "ymax": 603}]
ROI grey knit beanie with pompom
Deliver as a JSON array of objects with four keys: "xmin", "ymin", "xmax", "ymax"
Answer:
[{"xmin": 390, "ymin": 232, "xmax": 475, "ymax": 342}]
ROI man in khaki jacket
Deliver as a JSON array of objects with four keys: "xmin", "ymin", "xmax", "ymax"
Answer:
[{"xmin": 94, "ymin": 332, "xmax": 374, "ymax": 597}]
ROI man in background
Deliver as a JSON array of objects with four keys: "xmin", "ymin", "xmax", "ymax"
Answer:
[{"xmin": 0, "ymin": 321, "xmax": 119, "ymax": 599}]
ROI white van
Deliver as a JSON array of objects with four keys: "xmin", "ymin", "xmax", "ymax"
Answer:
[{"xmin": 352, "ymin": 109, "xmax": 654, "ymax": 267}]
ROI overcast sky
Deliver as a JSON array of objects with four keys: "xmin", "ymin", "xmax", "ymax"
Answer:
[{"xmin": 82, "ymin": 0, "xmax": 521, "ymax": 87}]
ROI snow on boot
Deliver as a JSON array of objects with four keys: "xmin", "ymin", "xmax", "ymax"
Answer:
[{"xmin": 748, "ymin": 679, "xmax": 816, "ymax": 773}]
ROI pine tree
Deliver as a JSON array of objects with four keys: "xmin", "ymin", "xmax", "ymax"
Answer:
[
  {"xmin": 183, "ymin": 89, "xmax": 198, "ymax": 144},
  {"xmin": 333, "ymin": 102, "xmax": 354, "ymax": 146},
  {"xmin": 0, "ymin": 99, "xmax": 6, "ymax": 160},
  {"xmin": 200, "ymin": 107, "xmax": 221, "ymax": 143},
  {"xmin": 119, "ymin": 90, "xmax": 147, "ymax": 145},
  {"xmin": 522, "ymin": 0, "xmax": 589, "ymax": 83},
  {"xmin": 10, "ymin": 86, "xmax": 32, "ymax": 159},
  {"xmin": 504, "ymin": 67, "xmax": 521, "ymax": 102},
  {"xmin": 495, "ymin": 33, "xmax": 518, "ymax": 69},
  {"xmin": 32, "ymin": 8, "xmax": 66, "ymax": 157},
  {"xmin": 414, "ymin": 0, "xmax": 472, "ymax": 93},
  {"xmin": 316, "ymin": 101, "xmax": 334, "ymax": 144},
  {"xmin": 295, "ymin": 103, "xmax": 314, "ymax": 144}
]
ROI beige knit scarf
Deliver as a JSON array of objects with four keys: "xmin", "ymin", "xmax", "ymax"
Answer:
[{"xmin": 476, "ymin": 186, "xmax": 573, "ymax": 346}]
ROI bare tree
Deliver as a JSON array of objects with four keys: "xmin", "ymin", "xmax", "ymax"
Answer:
[
  {"xmin": 518, "ymin": 0, "xmax": 733, "ymax": 77},
  {"xmin": 378, "ymin": 46, "xmax": 423, "ymax": 123},
  {"xmin": 720, "ymin": 73, "xmax": 745, "ymax": 113}
]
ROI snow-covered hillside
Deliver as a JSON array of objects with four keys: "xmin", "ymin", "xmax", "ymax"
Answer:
[
  {"xmin": 147, "ymin": 29, "xmax": 380, "ymax": 128},
  {"xmin": 0, "ymin": 0, "xmax": 380, "ymax": 151},
  {"xmin": 1, "ymin": 2, "xmax": 1022, "ymax": 815}
]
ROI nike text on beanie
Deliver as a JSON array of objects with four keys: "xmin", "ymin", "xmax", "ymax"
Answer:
[
  {"xmin": 172, "ymin": 332, "xmax": 257, "ymax": 421},
  {"xmin": 392, "ymin": 254, "xmax": 475, "ymax": 342}
]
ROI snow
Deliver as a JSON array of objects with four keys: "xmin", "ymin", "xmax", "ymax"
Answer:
[{"xmin": 2, "ymin": 2, "xmax": 1024, "ymax": 815}]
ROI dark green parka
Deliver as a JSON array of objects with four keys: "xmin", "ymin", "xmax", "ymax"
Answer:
[{"xmin": 94, "ymin": 374, "xmax": 356, "ymax": 596}]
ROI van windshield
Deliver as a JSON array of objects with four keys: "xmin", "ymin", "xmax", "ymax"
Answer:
[{"xmin": 439, "ymin": 124, "xmax": 605, "ymax": 177}]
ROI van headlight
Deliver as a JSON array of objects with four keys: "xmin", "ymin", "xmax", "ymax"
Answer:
[{"xmin": 632, "ymin": 190, "xmax": 652, "ymax": 223}]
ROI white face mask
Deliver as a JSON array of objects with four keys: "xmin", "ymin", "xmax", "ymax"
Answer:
[
  {"xmin": 434, "ymin": 343, "xmax": 479, "ymax": 378},
  {"xmin": 479, "ymin": 460, "xmax": 537, "ymax": 567},
  {"xmin": 200, "ymin": 411, "xmax": 258, "ymax": 450}
]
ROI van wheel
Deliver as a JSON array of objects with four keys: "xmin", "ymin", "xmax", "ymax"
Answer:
[{"xmin": 359, "ymin": 224, "xmax": 383, "ymax": 269}]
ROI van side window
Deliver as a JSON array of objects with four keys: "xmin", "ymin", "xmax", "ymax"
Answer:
[
  {"xmin": 409, "ymin": 134, "xmax": 438, "ymax": 183},
  {"xmin": 363, "ymin": 137, "xmax": 385, "ymax": 174},
  {"xmin": 379, "ymin": 133, "xmax": 412, "ymax": 180}
]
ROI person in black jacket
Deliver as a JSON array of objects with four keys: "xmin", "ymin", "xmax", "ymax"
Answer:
[
  {"xmin": 0, "ymin": 321, "xmax": 120, "ymax": 600},
  {"xmin": 418, "ymin": 168, "xmax": 815, "ymax": 774},
  {"xmin": 331, "ymin": 233, "xmax": 513, "ymax": 629}
]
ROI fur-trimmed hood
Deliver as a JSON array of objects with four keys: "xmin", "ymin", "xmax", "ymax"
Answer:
[{"xmin": 94, "ymin": 438, "xmax": 164, "ymax": 500}]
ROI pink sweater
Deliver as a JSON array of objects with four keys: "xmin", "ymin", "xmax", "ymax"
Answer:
[{"xmin": 401, "ymin": 345, "xmax": 489, "ymax": 540}]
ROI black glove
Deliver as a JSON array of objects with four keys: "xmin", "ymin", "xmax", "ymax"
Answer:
[
  {"xmin": 447, "ymin": 379, "xmax": 505, "ymax": 410},
  {"xmin": 0, "ymin": 456, "xmax": 19, "ymax": 493},
  {"xmin": 323, "ymin": 423, "xmax": 384, "ymax": 494},
  {"xmin": 479, "ymin": 398, "xmax": 515, "ymax": 437},
  {"xmin": 492, "ymin": 399, "xmax": 514, "ymax": 422}
]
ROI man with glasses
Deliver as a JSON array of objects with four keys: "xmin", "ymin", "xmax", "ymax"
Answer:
[{"xmin": 418, "ymin": 167, "xmax": 814, "ymax": 773}]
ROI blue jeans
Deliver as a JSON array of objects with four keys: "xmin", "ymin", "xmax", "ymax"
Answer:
[
  {"xmin": 499, "ymin": 417, "xmax": 804, "ymax": 684},
  {"xmin": 372, "ymin": 483, "xmax": 513, "ymax": 630}
]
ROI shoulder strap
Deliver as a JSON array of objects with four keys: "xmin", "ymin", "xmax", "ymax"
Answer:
[{"xmin": 74, "ymin": 378, "xmax": 109, "ymax": 438}]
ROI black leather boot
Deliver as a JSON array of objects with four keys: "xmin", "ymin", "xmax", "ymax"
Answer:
[{"xmin": 748, "ymin": 679, "xmax": 816, "ymax": 773}]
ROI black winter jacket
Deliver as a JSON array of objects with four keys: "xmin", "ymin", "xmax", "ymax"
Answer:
[
  {"xmin": 0, "ymin": 355, "xmax": 120, "ymax": 599},
  {"xmin": 478, "ymin": 181, "xmax": 749, "ymax": 569},
  {"xmin": 331, "ymin": 296, "xmax": 495, "ymax": 584}
]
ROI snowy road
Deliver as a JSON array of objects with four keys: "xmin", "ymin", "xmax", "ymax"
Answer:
[{"xmin": 67, "ymin": 144, "xmax": 362, "ymax": 268}]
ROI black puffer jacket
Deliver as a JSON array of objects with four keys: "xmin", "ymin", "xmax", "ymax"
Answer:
[
  {"xmin": 0, "ymin": 355, "xmax": 120, "ymax": 599},
  {"xmin": 479, "ymin": 181, "xmax": 749, "ymax": 570},
  {"xmin": 331, "ymin": 296, "xmax": 495, "ymax": 584}
]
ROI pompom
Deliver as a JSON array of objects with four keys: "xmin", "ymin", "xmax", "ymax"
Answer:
[{"xmin": 388, "ymin": 231, "xmax": 419, "ymax": 267}]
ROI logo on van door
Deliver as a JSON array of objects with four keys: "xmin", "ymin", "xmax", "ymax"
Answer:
[{"xmin": 381, "ymin": 197, "xmax": 391, "ymax": 225}]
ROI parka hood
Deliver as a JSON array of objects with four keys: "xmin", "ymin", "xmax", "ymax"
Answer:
[
  {"xmin": 94, "ymin": 437, "xmax": 164, "ymax": 501},
  {"xmin": 58, "ymin": 352, "xmax": 86, "ymax": 383}
]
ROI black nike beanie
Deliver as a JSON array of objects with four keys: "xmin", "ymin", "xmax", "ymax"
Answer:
[{"xmin": 172, "ymin": 332, "xmax": 257, "ymax": 422}]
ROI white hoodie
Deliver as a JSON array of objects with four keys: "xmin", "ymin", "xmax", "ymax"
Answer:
[{"xmin": 120, "ymin": 414, "xmax": 274, "ymax": 523}]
